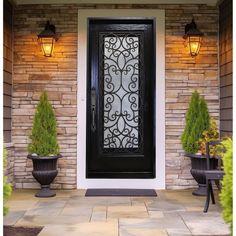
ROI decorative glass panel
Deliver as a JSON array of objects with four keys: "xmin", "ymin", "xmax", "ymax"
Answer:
[{"xmin": 103, "ymin": 35, "xmax": 140, "ymax": 149}]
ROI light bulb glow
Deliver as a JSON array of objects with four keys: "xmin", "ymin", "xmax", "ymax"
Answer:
[
  {"xmin": 188, "ymin": 36, "xmax": 202, "ymax": 57},
  {"xmin": 39, "ymin": 37, "xmax": 55, "ymax": 57}
]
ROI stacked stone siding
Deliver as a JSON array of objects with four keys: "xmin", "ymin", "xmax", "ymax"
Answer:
[
  {"xmin": 164, "ymin": 5, "xmax": 219, "ymax": 188},
  {"xmin": 5, "ymin": 144, "xmax": 15, "ymax": 187},
  {"xmin": 12, "ymin": 4, "xmax": 219, "ymax": 189},
  {"xmin": 13, "ymin": 5, "xmax": 78, "ymax": 189}
]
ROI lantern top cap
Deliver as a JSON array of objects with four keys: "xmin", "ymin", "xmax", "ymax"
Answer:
[
  {"xmin": 38, "ymin": 21, "xmax": 57, "ymax": 39},
  {"xmin": 183, "ymin": 19, "xmax": 203, "ymax": 39}
]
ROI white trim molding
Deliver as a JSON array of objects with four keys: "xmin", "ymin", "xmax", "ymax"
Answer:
[
  {"xmin": 77, "ymin": 9, "xmax": 165, "ymax": 189},
  {"xmin": 16, "ymin": 0, "xmax": 217, "ymax": 6}
]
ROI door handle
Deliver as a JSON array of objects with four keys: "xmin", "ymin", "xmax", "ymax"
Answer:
[{"xmin": 91, "ymin": 88, "xmax": 96, "ymax": 132}]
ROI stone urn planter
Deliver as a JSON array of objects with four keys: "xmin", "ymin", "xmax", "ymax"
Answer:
[
  {"xmin": 186, "ymin": 153, "xmax": 218, "ymax": 196},
  {"xmin": 27, "ymin": 91, "xmax": 61, "ymax": 198},
  {"xmin": 27, "ymin": 154, "xmax": 62, "ymax": 197}
]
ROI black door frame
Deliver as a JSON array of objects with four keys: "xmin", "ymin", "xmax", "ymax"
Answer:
[{"xmin": 86, "ymin": 18, "xmax": 156, "ymax": 179}]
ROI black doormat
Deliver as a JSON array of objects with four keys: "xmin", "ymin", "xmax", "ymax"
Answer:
[
  {"xmin": 4, "ymin": 226, "xmax": 43, "ymax": 236},
  {"xmin": 85, "ymin": 189, "xmax": 157, "ymax": 197}
]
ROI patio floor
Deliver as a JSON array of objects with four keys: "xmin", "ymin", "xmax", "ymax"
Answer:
[{"xmin": 4, "ymin": 189, "xmax": 230, "ymax": 236}]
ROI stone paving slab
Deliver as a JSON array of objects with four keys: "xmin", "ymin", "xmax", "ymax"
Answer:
[
  {"xmin": 131, "ymin": 197, "xmax": 157, "ymax": 205},
  {"xmin": 24, "ymin": 200, "xmax": 67, "ymax": 217},
  {"xmin": 148, "ymin": 210, "xmax": 164, "ymax": 218},
  {"xmin": 91, "ymin": 206, "xmax": 107, "ymax": 222},
  {"xmin": 120, "ymin": 227, "xmax": 168, "ymax": 236},
  {"xmin": 38, "ymin": 221, "xmax": 118, "ymax": 236},
  {"xmin": 7, "ymin": 189, "xmax": 39, "ymax": 200},
  {"xmin": 6, "ymin": 200, "xmax": 38, "ymax": 210},
  {"xmin": 180, "ymin": 211, "xmax": 230, "ymax": 236},
  {"xmin": 4, "ymin": 190, "xmax": 230, "ymax": 236},
  {"xmin": 119, "ymin": 214, "xmax": 191, "ymax": 234},
  {"xmin": 60, "ymin": 205, "xmax": 93, "ymax": 217},
  {"xmin": 68, "ymin": 196, "xmax": 108, "ymax": 206},
  {"xmin": 15, "ymin": 215, "xmax": 91, "ymax": 227},
  {"xmin": 107, "ymin": 205, "xmax": 148, "ymax": 218},
  {"xmin": 4, "ymin": 210, "xmax": 26, "ymax": 226},
  {"xmin": 57, "ymin": 189, "xmax": 86, "ymax": 198},
  {"xmin": 146, "ymin": 199, "xmax": 187, "ymax": 212},
  {"xmin": 167, "ymin": 231, "xmax": 192, "ymax": 236},
  {"xmin": 106, "ymin": 197, "xmax": 131, "ymax": 206}
]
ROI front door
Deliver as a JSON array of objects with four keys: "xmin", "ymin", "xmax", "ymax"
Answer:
[{"xmin": 87, "ymin": 19, "xmax": 155, "ymax": 178}]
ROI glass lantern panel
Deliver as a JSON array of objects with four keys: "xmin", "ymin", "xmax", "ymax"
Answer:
[
  {"xmin": 189, "ymin": 36, "xmax": 202, "ymax": 56},
  {"xmin": 40, "ymin": 38, "xmax": 55, "ymax": 57}
]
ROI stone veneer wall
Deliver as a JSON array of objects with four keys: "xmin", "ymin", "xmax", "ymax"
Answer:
[
  {"xmin": 5, "ymin": 144, "xmax": 15, "ymax": 187},
  {"xmin": 13, "ymin": 5, "xmax": 78, "ymax": 189},
  {"xmin": 12, "ymin": 4, "xmax": 219, "ymax": 189}
]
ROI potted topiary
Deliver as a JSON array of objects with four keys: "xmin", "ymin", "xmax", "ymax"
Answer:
[
  {"xmin": 181, "ymin": 91, "xmax": 218, "ymax": 196},
  {"xmin": 181, "ymin": 90, "xmax": 210, "ymax": 154},
  {"xmin": 27, "ymin": 91, "xmax": 62, "ymax": 198}
]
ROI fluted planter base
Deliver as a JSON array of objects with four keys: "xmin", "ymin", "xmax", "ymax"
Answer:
[
  {"xmin": 192, "ymin": 184, "xmax": 207, "ymax": 196},
  {"xmin": 186, "ymin": 154, "xmax": 218, "ymax": 196},
  {"xmin": 35, "ymin": 185, "xmax": 56, "ymax": 198},
  {"xmin": 27, "ymin": 154, "xmax": 62, "ymax": 198}
]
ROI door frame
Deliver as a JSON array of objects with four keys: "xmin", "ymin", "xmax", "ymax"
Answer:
[{"xmin": 77, "ymin": 9, "xmax": 165, "ymax": 189}]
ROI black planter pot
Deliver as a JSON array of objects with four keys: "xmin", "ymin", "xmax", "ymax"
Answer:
[
  {"xmin": 186, "ymin": 154, "xmax": 218, "ymax": 196},
  {"xmin": 27, "ymin": 154, "xmax": 62, "ymax": 198}
]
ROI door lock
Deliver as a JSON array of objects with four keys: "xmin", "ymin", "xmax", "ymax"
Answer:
[{"xmin": 91, "ymin": 88, "xmax": 96, "ymax": 132}]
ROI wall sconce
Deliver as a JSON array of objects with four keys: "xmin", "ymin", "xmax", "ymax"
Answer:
[
  {"xmin": 38, "ymin": 21, "xmax": 57, "ymax": 57},
  {"xmin": 183, "ymin": 19, "xmax": 203, "ymax": 57}
]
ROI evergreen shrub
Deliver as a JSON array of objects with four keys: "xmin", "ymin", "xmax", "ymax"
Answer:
[
  {"xmin": 3, "ymin": 145, "xmax": 12, "ymax": 216},
  {"xmin": 28, "ymin": 91, "xmax": 59, "ymax": 156},
  {"xmin": 181, "ymin": 91, "xmax": 210, "ymax": 154},
  {"xmin": 220, "ymin": 138, "xmax": 233, "ymax": 234}
]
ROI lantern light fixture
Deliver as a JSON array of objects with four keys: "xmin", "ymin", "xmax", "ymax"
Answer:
[
  {"xmin": 183, "ymin": 19, "xmax": 203, "ymax": 57},
  {"xmin": 38, "ymin": 21, "xmax": 58, "ymax": 57}
]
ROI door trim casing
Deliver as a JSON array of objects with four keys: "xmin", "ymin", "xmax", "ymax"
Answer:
[{"xmin": 77, "ymin": 9, "xmax": 165, "ymax": 189}]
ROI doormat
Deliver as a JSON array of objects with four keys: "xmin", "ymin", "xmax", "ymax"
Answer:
[
  {"xmin": 4, "ymin": 226, "xmax": 43, "ymax": 236},
  {"xmin": 85, "ymin": 189, "xmax": 157, "ymax": 197}
]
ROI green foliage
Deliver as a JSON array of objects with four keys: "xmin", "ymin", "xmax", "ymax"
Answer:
[
  {"xmin": 220, "ymin": 138, "xmax": 233, "ymax": 234},
  {"xmin": 28, "ymin": 91, "xmax": 59, "ymax": 156},
  {"xmin": 3, "ymin": 145, "xmax": 12, "ymax": 216},
  {"xmin": 181, "ymin": 91, "xmax": 210, "ymax": 154},
  {"xmin": 198, "ymin": 117, "xmax": 219, "ymax": 155},
  {"xmin": 198, "ymin": 97, "xmax": 210, "ymax": 135}
]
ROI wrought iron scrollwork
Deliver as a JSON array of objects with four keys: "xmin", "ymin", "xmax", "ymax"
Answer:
[{"xmin": 100, "ymin": 33, "xmax": 143, "ymax": 151}]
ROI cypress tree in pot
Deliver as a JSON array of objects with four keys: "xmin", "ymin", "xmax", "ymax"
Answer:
[
  {"xmin": 181, "ymin": 91, "xmax": 218, "ymax": 196},
  {"xmin": 181, "ymin": 91, "xmax": 210, "ymax": 154},
  {"xmin": 27, "ymin": 91, "xmax": 62, "ymax": 197}
]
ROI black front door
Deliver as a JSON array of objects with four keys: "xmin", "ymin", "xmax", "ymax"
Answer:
[{"xmin": 87, "ymin": 19, "xmax": 155, "ymax": 178}]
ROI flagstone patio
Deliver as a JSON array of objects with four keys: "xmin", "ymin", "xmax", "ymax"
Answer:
[{"xmin": 4, "ymin": 189, "xmax": 230, "ymax": 236}]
